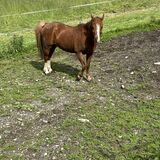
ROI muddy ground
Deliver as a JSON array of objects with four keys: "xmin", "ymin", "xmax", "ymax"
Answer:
[
  {"xmin": 97, "ymin": 30, "xmax": 160, "ymax": 98},
  {"xmin": 1, "ymin": 30, "xmax": 160, "ymax": 159}
]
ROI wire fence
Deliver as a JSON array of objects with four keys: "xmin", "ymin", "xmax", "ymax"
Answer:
[
  {"xmin": 0, "ymin": 1, "xmax": 115, "ymax": 36},
  {"xmin": 0, "ymin": 0, "xmax": 114, "ymax": 36},
  {"xmin": 0, "ymin": 1, "xmax": 113, "ymax": 18},
  {"xmin": 0, "ymin": 1, "xmax": 158, "ymax": 37}
]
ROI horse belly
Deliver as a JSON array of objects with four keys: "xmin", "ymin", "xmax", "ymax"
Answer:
[
  {"xmin": 56, "ymin": 30, "xmax": 78, "ymax": 53},
  {"xmin": 57, "ymin": 41, "xmax": 75, "ymax": 53}
]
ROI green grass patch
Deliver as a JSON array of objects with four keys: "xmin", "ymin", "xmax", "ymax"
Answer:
[
  {"xmin": 0, "ymin": 1, "xmax": 160, "ymax": 159},
  {"xmin": 0, "ymin": 0, "xmax": 160, "ymax": 33},
  {"xmin": 127, "ymin": 83, "xmax": 147, "ymax": 93},
  {"xmin": 61, "ymin": 99, "xmax": 160, "ymax": 159},
  {"xmin": 0, "ymin": 6, "xmax": 160, "ymax": 59},
  {"xmin": 102, "ymin": 8, "xmax": 160, "ymax": 40}
]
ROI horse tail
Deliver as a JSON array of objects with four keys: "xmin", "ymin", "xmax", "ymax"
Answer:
[{"xmin": 35, "ymin": 21, "xmax": 46, "ymax": 59}]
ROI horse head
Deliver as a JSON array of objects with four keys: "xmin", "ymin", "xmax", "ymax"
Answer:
[{"xmin": 90, "ymin": 14, "xmax": 104, "ymax": 43}]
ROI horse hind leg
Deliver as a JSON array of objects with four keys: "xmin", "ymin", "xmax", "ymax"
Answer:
[
  {"xmin": 43, "ymin": 59, "xmax": 52, "ymax": 74},
  {"xmin": 43, "ymin": 45, "xmax": 56, "ymax": 74}
]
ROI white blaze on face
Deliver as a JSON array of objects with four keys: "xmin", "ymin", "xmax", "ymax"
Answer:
[
  {"xmin": 43, "ymin": 60, "xmax": 52, "ymax": 74},
  {"xmin": 96, "ymin": 24, "xmax": 100, "ymax": 42}
]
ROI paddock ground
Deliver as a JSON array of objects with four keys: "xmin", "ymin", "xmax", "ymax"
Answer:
[{"xmin": 0, "ymin": 30, "xmax": 160, "ymax": 159}]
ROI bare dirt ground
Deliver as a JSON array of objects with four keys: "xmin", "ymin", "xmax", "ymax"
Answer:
[
  {"xmin": 1, "ymin": 30, "xmax": 160, "ymax": 159},
  {"xmin": 96, "ymin": 30, "xmax": 160, "ymax": 99}
]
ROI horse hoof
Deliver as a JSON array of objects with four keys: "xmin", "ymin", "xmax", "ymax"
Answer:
[
  {"xmin": 48, "ymin": 68, "xmax": 52, "ymax": 73},
  {"xmin": 76, "ymin": 75, "xmax": 82, "ymax": 81},
  {"xmin": 43, "ymin": 70, "xmax": 49, "ymax": 75},
  {"xmin": 43, "ymin": 68, "xmax": 52, "ymax": 75},
  {"xmin": 86, "ymin": 76, "xmax": 92, "ymax": 82}
]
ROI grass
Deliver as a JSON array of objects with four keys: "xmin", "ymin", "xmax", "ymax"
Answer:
[
  {"xmin": 0, "ymin": 0, "xmax": 160, "ymax": 33},
  {"xmin": 0, "ymin": 6, "xmax": 160, "ymax": 59},
  {"xmin": 62, "ymin": 99, "xmax": 160, "ymax": 159},
  {"xmin": 0, "ymin": 1, "xmax": 160, "ymax": 58},
  {"xmin": 0, "ymin": 0, "xmax": 160, "ymax": 159},
  {"xmin": 1, "ymin": 52, "xmax": 159, "ymax": 159}
]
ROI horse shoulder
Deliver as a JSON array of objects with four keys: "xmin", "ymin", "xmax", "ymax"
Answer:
[{"xmin": 71, "ymin": 27, "xmax": 86, "ymax": 52}]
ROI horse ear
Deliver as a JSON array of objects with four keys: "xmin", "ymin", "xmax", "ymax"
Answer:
[
  {"xmin": 91, "ymin": 14, "xmax": 94, "ymax": 19},
  {"xmin": 101, "ymin": 13, "xmax": 104, "ymax": 20}
]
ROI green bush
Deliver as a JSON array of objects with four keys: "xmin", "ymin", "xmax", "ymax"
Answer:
[
  {"xmin": 0, "ymin": 35, "xmax": 24, "ymax": 59},
  {"xmin": 8, "ymin": 35, "xmax": 24, "ymax": 55}
]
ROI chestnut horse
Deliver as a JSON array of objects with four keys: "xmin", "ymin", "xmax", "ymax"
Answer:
[{"xmin": 35, "ymin": 15, "xmax": 104, "ymax": 81}]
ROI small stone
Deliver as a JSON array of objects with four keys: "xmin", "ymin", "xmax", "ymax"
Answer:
[
  {"xmin": 118, "ymin": 135, "xmax": 122, "ymax": 138},
  {"xmin": 52, "ymin": 156, "xmax": 56, "ymax": 160},
  {"xmin": 111, "ymin": 103, "xmax": 115, "ymax": 106},
  {"xmin": 152, "ymin": 71, "xmax": 157, "ymax": 73},
  {"xmin": 42, "ymin": 120, "xmax": 48, "ymax": 123},
  {"xmin": 44, "ymin": 152, "xmax": 47, "ymax": 156},
  {"xmin": 17, "ymin": 118, "xmax": 23, "ymax": 121},
  {"xmin": 33, "ymin": 153, "xmax": 36, "ymax": 157},
  {"xmin": 154, "ymin": 62, "xmax": 160, "ymax": 65},
  {"xmin": 78, "ymin": 118, "xmax": 90, "ymax": 123},
  {"xmin": 121, "ymin": 85, "xmax": 125, "ymax": 89}
]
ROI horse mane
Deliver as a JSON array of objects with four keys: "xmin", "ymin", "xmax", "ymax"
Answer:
[
  {"xmin": 84, "ymin": 19, "xmax": 95, "ymax": 41},
  {"xmin": 78, "ymin": 19, "xmax": 92, "ymax": 28},
  {"xmin": 76, "ymin": 19, "xmax": 94, "ymax": 37}
]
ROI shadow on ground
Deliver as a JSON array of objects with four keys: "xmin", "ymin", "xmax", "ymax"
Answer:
[{"xmin": 30, "ymin": 61, "xmax": 79, "ymax": 77}]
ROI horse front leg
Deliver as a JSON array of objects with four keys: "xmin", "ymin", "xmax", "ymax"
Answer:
[
  {"xmin": 86, "ymin": 54, "xmax": 93, "ymax": 81},
  {"xmin": 76, "ymin": 52, "xmax": 86, "ymax": 80}
]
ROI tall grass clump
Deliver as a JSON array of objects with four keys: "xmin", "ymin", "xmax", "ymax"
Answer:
[{"xmin": 0, "ymin": 35, "xmax": 24, "ymax": 59}]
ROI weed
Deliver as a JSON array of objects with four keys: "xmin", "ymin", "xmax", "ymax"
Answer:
[
  {"xmin": 0, "ymin": 35, "xmax": 24, "ymax": 58},
  {"xmin": 8, "ymin": 35, "xmax": 24, "ymax": 53}
]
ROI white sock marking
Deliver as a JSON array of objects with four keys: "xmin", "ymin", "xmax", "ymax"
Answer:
[
  {"xmin": 43, "ymin": 60, "xmax": 52, "ymax": 74},
  {"xmin": 96, "ymin": 24, "xmax": 100, "ymax": 42}
]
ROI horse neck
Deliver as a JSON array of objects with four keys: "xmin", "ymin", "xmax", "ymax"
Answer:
[{"xmin": 84, "ymin": 21, "xmax": 97, "ymax": 47}]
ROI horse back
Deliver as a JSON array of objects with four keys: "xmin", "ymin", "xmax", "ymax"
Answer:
[
  {"xmin": 40, "ymin": 22, "xmax": 65, "ymax": 45},
  {"xmin": 41, "ymin": 22, "xmax": 93, "ymax": 54},
  {"xmin": 55, "ymin": 23, "xmax": 87, "ymax": 53}
]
